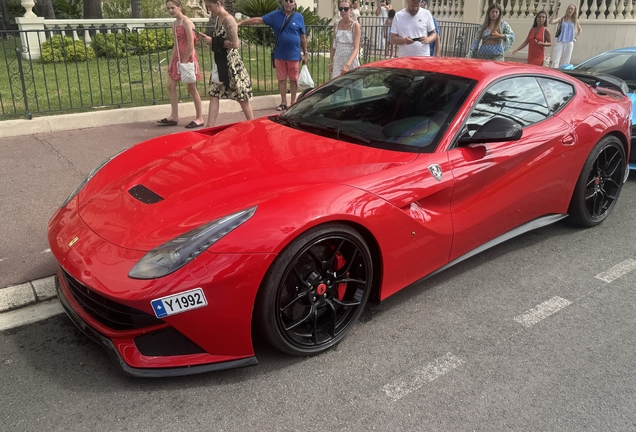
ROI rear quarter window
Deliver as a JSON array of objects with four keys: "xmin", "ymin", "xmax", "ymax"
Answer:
[{"xmin": 537, "ymin": 78, "xmax": 575, "ymax": 115}]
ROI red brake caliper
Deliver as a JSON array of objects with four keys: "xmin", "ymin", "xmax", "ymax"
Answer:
[{"xmin": 334, "ymin": 251, "xmax": 348, "ymax": 301}]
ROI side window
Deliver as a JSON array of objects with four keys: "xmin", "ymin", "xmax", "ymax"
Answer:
[
  {"xmin": 466, "ymin": 77, "xmax": 550, "ymax": 132},
  {"xmin": 537, "ymin": 77, "xmax": 575, "ymax": 114}
]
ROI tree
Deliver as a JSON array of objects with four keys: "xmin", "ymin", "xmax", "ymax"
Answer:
[
  {"xmin": 132, "ymin": 0, "xmax": 142, "ymax": 18},
  {"xmin": 83, "ymin": 0, "xmax": 102, "ymax": 19},
  {"xmin": 0, "ymin": 0, "xmax": 10, "ymax": 31},
  {"xmin": 38, "ymin": 0, "xmax": 56, "ymax": 19}
]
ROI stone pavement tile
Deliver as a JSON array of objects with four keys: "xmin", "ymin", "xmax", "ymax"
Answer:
[
  {"xmin": 0, "ymin": 283, "xmax": 36, "ymax": 312},
  {"xmin": 32, "ymin": 277, "xmax": 57, "ymax": 301}
]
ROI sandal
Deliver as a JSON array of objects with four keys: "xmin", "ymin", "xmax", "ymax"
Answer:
[
  {"xmin": 157, "ymin": 118, "xmax": 178, "ymax": 126},
  {"xmin": 276, "ymin": 104, "xmax": 287, "ymax": 111}
]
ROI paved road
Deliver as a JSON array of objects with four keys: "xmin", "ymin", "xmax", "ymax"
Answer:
[
  {"xmin": 0, "ymin": 108, "xmax": 278, "ymax": 290},
  {"xmin": 1, "ymin": 177, "xmax": 636, "ymax": 431}
]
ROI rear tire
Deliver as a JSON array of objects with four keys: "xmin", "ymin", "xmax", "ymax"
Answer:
[
  {"xmin": 254, "ymin": 224, "xmax": 373, "ymax": 356},
  {"xmin": 568, "ymin": 136, "xmax": 626, "ymax": 227}
]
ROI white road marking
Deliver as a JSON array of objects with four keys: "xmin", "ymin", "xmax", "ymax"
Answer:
[
  {"xmin": 595, "ymin": 259, "xmax": 636, "ymax": 283},
  {"xmin": 383, "ymin": 353, "xmax": 465, "ymax": 401},
  {"xmin": 514, "ymin": 296, "xmax": 571, "ymax": 328},
  {"xmin": 40, "ymin": 248, "xmax": 51, "ymax": 254}
]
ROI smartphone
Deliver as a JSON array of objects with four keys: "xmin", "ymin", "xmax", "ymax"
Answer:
[{"xmin": 412, "ymin": 36, "xmax": 422, "ymax": 42}]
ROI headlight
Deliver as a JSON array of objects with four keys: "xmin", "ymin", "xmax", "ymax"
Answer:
[
  {"xmin": 128, "ymin": 207, "xmax": 257, "ymax": 279},
  {"xmin": 61, "ymin": 152, "xmax": 122, "ymax": 208}
]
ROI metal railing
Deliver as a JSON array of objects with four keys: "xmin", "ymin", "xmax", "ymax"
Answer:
[{"xmin": 0, "ymin": 21, "xmax": 479, "ymax": 119}]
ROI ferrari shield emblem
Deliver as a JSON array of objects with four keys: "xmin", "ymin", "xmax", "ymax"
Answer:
[
  {"xmin": 68, "ymin": 236, "xmax": 79, "ymax": 247},
  {"xmin": 428, "ymin": 164, "xmax": 443, "ymax": 182}
]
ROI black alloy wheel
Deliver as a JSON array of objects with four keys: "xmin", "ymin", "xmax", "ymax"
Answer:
[
  {"xmin": 568, "ymin": 136, "xmax": 626, "ymax": 227},
  {"xmin": 255, "ymin": 224, "xmax": 373, "ymax": 356}
]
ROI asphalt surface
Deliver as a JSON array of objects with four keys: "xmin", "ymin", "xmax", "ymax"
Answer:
[
  {"xmin": 1, "ymin": 180, "xmax": 636, "ymax": 430},
  {"xmin": 0, "ymin": 102, "xmax": 280, "ymax": 304},
  {"xmin": 2, "ymin": 96, "xmax": 636, "ymax": 430}
]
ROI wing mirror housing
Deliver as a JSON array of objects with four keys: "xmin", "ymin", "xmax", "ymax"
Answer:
[{"xmin": 458, "ymin": 117, "xmax": 523, "ymax": 145}]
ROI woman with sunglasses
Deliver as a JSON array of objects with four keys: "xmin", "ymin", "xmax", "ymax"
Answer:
[{"xmin": 329, "ymin": 1, "xmax": 361, "ymax": 78}]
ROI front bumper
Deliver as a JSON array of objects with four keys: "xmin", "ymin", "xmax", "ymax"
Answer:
[{"xmin": 56, "ymin": 270, "xmax": 258, "ymax": 377}]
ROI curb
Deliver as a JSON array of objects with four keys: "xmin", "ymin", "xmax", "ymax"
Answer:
[
  {"xmin": 0, "ymin": 276, "xmax": 57, "ymax": 314},
  {"xmin": 0, "ymin": 94, "xmax": 281, "ymax": 138}
]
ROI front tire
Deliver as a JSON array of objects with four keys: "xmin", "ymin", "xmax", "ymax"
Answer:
[
  {"xmin": 568, "ymin": 136, "xmax": 626, "ymax": 227},
  {"xmin": 254, "ymin": 224, "xmax": 373, "ymax": 356}
]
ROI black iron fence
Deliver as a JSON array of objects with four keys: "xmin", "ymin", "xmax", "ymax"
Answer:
[{"xmin": 0, "ymin": 20, "xmax": 479, "ymax": 119}]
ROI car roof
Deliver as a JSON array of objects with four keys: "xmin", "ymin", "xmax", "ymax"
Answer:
[
  {"xmin": 363, "ymin": 57, "xmax": 569, "ymax": 82},
  {"xmin": 607, "ymin": 47, "xmax": 636, "ymax": 54}
]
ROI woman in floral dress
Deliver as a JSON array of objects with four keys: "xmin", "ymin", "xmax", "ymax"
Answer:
[
  {"xmin": 467, "ymin": 3, "xmax": 515, "ymax": 61},
  {"xmin": 199, "ymin": 0, "xmax": 253, "ymax": 127}
]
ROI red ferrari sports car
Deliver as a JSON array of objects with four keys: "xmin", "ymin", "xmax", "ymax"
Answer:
[{"xmin": 49, "ymin": 58, "xmax": 632, "ymax": 377}]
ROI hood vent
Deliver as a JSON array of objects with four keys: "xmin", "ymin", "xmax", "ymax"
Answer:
[{"xmin": 128, "ymin": 184, "xmax": 164, "ymax": 204}]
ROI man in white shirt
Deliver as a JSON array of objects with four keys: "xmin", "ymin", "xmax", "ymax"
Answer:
[{"xmin": 390, "ymin": 0, "xmax": 437, "ymax": 57}]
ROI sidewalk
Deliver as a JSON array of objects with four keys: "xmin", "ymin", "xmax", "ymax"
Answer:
[{"xmin": 0, "ymin": 94, "xmax": 282, "ymax": 330}]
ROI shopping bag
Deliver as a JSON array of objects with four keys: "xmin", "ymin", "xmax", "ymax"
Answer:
[
  {"xmin": 298, "ymin": 64, "xmax": 314, "ymax": 89},
  {"xmin": 211, "ymin": 63, "xmax": 221, "ymax": 84},
  {"xmin": 178, "ymin": 62, "xmax": 197, "ymax": 84}
]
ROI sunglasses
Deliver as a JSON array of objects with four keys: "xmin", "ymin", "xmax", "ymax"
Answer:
[
  {"xmin": 283, "ymin": 0, "xmax": 295, "ymax": 3},
  {"xmin": 339, "ymin": 6, "xmax": 350, "ymax": 11}
]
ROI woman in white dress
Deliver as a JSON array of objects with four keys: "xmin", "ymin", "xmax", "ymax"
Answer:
[
  {"xmin": 351, "ymin": 0, "xmax": 360, "ymax": 21},
  {"xmin": 374, "ymin": 0, "xmax": 389, "ymax": 51},
  {"xmin": 329, "ymin": 0, "xmax": 361, "ymax": 79}
]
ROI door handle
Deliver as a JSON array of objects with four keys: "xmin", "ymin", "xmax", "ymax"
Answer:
[{"xmin": 562, "ymin": 134, "xmax": 575, "ymax": 146}]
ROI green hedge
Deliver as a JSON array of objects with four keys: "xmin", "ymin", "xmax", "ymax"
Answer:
[
  {"xmin": 40, "ymin": 35, "xmax": 96, "ymax": 63},
  {"xmin": 91, "ymin": 29, "xmax": 174, "ymax": 58}
]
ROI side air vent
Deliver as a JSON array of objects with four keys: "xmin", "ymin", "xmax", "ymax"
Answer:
[{"xmin": 128, "ymin": 184, "xmax": 164, "ymax": 204}]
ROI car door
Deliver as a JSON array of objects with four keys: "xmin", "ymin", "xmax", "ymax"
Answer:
[{"xmin": 447, "ymin": 75, "xmax": 578, "ymax": 261}]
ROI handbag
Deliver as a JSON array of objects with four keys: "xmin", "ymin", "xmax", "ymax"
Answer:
[
  {"xmin": 178, "ymin": 62, "xmax": 197, "ymax": 84},
  {"xmin": 271, "ymin": 12, "xmax": 295, "ymax": 68},
  {"xmin": 174, "ymin": 25, "xmax": 198, "ymax": 84},
  {"xmin": 211, "ymin": 63, "xmax": 221, "ymax": 83},
  {"xmin": 555, "ymin": 21, "xmax": 562, "ymax": 39}
]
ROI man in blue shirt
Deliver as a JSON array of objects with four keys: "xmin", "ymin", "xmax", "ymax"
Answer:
[
  {"xmin": 239, "ymin": 0, "xmax": 308, "ymax": 111},
  {"xmin": 421, "ymin": 0, "xmax": 440, "ymax": 56}
]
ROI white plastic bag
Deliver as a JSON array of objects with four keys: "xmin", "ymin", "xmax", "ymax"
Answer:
[{"xmin": 298, "ymin": 64, "xmax": 314, "ymax": 89}]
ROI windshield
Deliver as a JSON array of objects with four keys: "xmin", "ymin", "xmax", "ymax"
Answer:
[
  {"xmin": 575, "ymin": 52, "xmax": 636, "ymax": 89},
  {"xmin": 274, "ymin": 68, "xmax": 475, "ymax": 153}
]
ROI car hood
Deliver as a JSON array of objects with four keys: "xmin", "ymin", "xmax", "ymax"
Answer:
[{"xmin": 78, "ymin": 118, "xmax": 417, "ymax": 250}]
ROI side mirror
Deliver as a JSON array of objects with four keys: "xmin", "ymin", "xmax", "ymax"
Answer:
[
  {"xmin": 458, "ymin": 117, "xmax": 523, "ymax": 145},
  {"xmin": 560, "ymin": 64, "xmax": 575, "ymax": 70}
]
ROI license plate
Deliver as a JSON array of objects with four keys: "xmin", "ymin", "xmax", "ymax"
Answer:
[{"xmin": 150, "ymin": 288, "xmax": 208, "ymax": 318}]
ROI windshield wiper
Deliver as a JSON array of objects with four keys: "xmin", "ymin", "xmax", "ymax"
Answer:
[
  {"xmin": 295, "ymin": 121, "xmax": 370, "ymax": 144},
  {"xmin": 269, "ymin": 115, "xmax": 300, "ymax": 128},
  {"xmin": 270, "ymin": 116, "xmax": 371, "ymax": 144}
]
